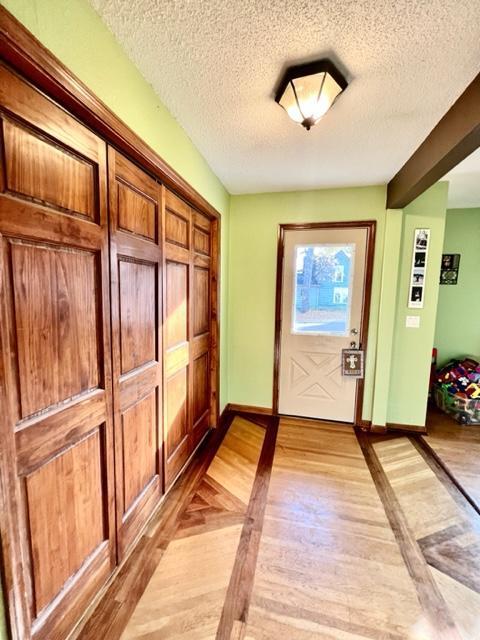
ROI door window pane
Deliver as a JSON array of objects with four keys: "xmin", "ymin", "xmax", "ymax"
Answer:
[{"xmin": 293, "ymin": 244, "xmax": 354, "ymax": 335}]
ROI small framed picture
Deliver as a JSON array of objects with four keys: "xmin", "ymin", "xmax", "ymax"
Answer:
[
  {"xmin": 411, "ymin": 286, "xmax": 423, "ymax": 304},
  {"xmin": 412, "ymin": 269, "xmax": 424, "ymax": 284},
  {"xmin": 415, "ymin": 229, "xmax": 429, "ymax": 250},
  {"xmin": 440, "ymin": 253, "xmax": 460, "ymax": 285},
  {"xmin": 414, "ymin": 252, "xmax": 426, "ymax": 268}
]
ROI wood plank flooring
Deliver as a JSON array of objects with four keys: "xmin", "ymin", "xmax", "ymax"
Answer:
[
  {"xmin": 79, "ymin": 413, "xmax": 480, "ymax": 640},
  {"xmin": 76, "ymin": 414, "xmax": 236, "ymax": 640},
  {"xmin": 246, "ymin": 419, "xmax": 431, "ymax": 640},
  {"xmin": 373, "ymin": 436, "xmax": 480, "ymax": 640},
  {"xmin": 422, "ymin": 407, "xmax": 480, "ymax": 509},
  {"xmin": 121, "ymin": 415, "xmax": 266, "ymax": 640}
]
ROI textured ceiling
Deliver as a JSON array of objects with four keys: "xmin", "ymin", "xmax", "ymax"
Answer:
[
  {"xmin": 445, "ymin": 148, "xmax": 480, "ymax": 209},
  {"xmin": 90, "ymin": 0, "xmax": 480, "ymax": 194}
]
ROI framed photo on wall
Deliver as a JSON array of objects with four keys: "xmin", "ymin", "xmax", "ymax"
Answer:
[
  {"xmin": 408, "ymin": 228, "xmax": 430, "ymax": 309},
  {"xmin": 440, "ymin": 253, "xmax": 461, "ymax": 284}
]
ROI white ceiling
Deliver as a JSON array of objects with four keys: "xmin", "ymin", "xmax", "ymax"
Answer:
[
  {"xmin": 90, "ymin": 0, "xmax": 480, "ymax": 195},
  {"xmin": 444, "ymin": 148, "xmax": 480, "ymax": 209}
]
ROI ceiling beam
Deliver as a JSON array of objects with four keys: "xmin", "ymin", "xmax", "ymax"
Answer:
[{"xmin": 387, "ymin": 72, "xmax": 480, "ymax": 209}]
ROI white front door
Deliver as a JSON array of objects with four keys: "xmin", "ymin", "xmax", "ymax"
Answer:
[{"xmin": 278, "ymin": 226, "xmax": 368, "ymax": 422}]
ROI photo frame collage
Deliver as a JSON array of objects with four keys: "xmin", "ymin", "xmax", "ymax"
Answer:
[{"xmin": 408, "ymin": 228, "xmax": 429, "ymax": 309}]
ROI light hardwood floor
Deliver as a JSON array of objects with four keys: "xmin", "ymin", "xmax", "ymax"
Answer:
[
  {"xmin": 84, "ymin": 413, "xmax": 480, "ymax": 640},
  {"xmin": 121, "ymin": 416, "xmax": 265, "ymax": 639},
  {"xmin": 374, "ymin": 436, "xmax": 480, "ymax": 640},
  {"xmin": 246, "ymin": 419, "xmax": 432, "ymax": 640},
  {"xmin": 423, "ymin": 407, "xmax": 480, "ymax": 508}
]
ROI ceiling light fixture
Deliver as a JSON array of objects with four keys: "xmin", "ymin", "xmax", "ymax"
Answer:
[{"xmin": 275, "ymin": 59, "xmax": 348, "ymax": 131}]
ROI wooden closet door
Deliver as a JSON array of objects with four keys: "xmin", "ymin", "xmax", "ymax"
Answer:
[
  {"xmin": 163, "ymin": 190, "xmax": 193, "ymax": 487},
  {"xmin": 191, "ymin": 210, "xmax": 213, "ymax": 448},
  {"xmin": 162, "ymin": 190, "xmax": 214, "ymax": 488},
  {"xmin": 0, "ymin": 64, "xmax": 115, "ymax": 640},
  {"xmin": 108, "ymin": 149, "xmax": 163, "ymax": 559}
]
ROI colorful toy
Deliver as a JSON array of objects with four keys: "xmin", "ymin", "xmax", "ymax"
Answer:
[
  {"xmin": 434, "ymin": 357, "xmax": 480, "ymax": 424},
  {"xmin": 466, "ymin": 383, "xmax": 480, "ymax": 399}
]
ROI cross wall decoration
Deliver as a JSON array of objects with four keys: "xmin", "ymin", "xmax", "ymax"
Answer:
[{"xmin": 341, "ymin": 348, "xmax": 365, "ymax": 378}]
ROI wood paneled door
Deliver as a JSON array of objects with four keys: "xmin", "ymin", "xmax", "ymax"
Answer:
[
  {"xmin": 0, "ymin": 12, "xmax": 221, "ymax": 639},
  {"xmin": 191, "ymin": 208, "xmax": 215, "ymax": 448},
  {"xmin": 108, "ymin": 149, "xmax": 164, "ymax": 559},
  {"xmin": 0, "ymin": 64, "xmax": 116, "ymax": 640},
  {"xmin": 162, "ymin": 190, "xmax": 214, "ymax": 488}
]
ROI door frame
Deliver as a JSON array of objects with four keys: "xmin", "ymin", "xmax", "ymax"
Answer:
[{"xmin": 273, "ymin": 220, "xmax": 376, "ymax": 426}]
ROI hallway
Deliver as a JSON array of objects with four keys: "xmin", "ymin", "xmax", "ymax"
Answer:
[
  {"xmin": 0, "ymin": 5, "xmax": 479, "ymax": 639},
  {"xmin": 80, "ymin": 413, "xmax": 480, "ymax": 640}
]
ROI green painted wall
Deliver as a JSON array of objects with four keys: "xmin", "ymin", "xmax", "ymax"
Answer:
[
  {"xmin": 1, "ymin": 0, "xmax": 231, "ymax": 411},
  {"xmin": 371, "ymin": 209, "xmax": 403, "ymax": 426},
  {"xmin": 228, "ymin": 184, "xmax": 448, "ymax": 428},
  {"xmin": 219, "ymin": 205, "xmax": 230, "ymax": 409},
  {"xmin": 434, "ymin": 208, "xmax": 480, "ymax": 365},
  {"xmin": 387, "ymin": 183, "xmax": 448, "ymax": 426},
  {"xmin": 228, "ymin": 186, "xmax": 388, "ymax": 419},
  {"xmin": 0, "ymin": 589, "xmax": 5, "ymax": 640}
]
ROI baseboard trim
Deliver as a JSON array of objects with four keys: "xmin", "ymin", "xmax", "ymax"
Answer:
[
  {"xmin": 358, "ymin": 419, "xmax": 372, "ymax": 431},
  {"xmin": 217, "ymin": 405, "xmax": 230, "ymax": 427},
  {"xmin": 226, "ymin": 405, "xmax": 375, "ymax": 428},
  {"xmin": 226, "ymin": 403, "xmax": 274, "ymax": 416},
  {"xmin": 387, "ymin": 422, "xmax": 427, "ymax": 434},
  {"xmin": 371, "ymin": 423, "xmax": 427, "ymax": 435},
  {"xmin": 370, "ymin": 424, "xmax": 388, "ymax": 434}
]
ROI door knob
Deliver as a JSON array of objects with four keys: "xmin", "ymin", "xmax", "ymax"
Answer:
[{"xmin": 351, "ymin": 328, "xmax": 358, "ymax": 336}]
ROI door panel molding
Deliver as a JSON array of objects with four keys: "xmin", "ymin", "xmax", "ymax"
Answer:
[
  {"xmin": 162, "ymin": 189, "xmax": 215, "ymax": 488},
  {"xmin": 273, "ymin": 221, "xmax": 376, "ymax": 425},
  {"xmin": 108, "ymin": 147, "xmax": 164, "ymax": 561},
  {"xmin": 0, "ymin": 63, "xmax": 116, "ymax": 640}
]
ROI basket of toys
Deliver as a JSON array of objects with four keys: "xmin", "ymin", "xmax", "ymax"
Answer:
[{"xmin": 434, "ymin": 357, "xmax": 480, "ymax": 425}]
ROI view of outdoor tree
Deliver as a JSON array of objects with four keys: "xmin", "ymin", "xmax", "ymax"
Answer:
[
  {"xmin": 296, "ymin": 246, "xmax": 352, "ymax": 285},
  {"xmin": 312, "ymin": 252, "xmax": 338, "ymax": 284},
  {"xmin": 294, "ymin": 244, "xmax": 354, "ymax": 334}
]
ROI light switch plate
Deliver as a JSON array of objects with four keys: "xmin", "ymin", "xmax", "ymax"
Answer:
[{"xmin": 406, "ymin": 315, "xmax": 420, "ymax": 328}]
